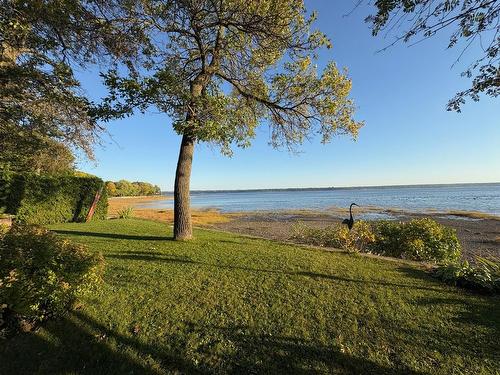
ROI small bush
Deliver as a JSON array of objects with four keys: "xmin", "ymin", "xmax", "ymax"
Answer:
[
  {"xmin": 371, "ymin": 218, "xmax": 461, "ymax": 262},
  {"xmin": 433, "ymin": 257, "xmax": 500, "ymax": 294},
  {"xmin": 117, "ymin": 206, "xmax": 134, "ymax": 219},
  {"xmin": 291, "ymin": 221, "xmax": 375, "ymax": 252},
  {"xmin": 0, "ymin": 225, "xmax": 104, "ymax": 327},
  {"xmin": 291, "ymin": 218, "xmax": 460, "ymax": 262}
]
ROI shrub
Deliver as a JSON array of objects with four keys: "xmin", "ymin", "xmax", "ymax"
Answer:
[
  {"xmin": 0, "ymin": 224, "xmax": 104, "ymax": 326},
  {"xmin": 368, "ymin": 220, "xmax": 402, "ymax": 257},
  {"xmin": 0, "ymin": 172, "xmax": 108, "ymax": 224},
  {"xmin": 349, "ymin": 220, "xmax": 376, "ymax": 253},
  {"xmin": 433, "ymin": 257, "xmax": 500, "ymax": 294},
  {"xmin": 371, "ymin": 218, "xmax": 461, "ymax": 262},
  {"xmin": 291, "ymin": 218, "xmax": 460, "ymax": 262},
  {"xmin": 291, "ymin": 221, "xmax": 375, "ymax": 252},
  {"xmin": 117, "ymin": 206, "xmax": 134, "ymax": 219}
]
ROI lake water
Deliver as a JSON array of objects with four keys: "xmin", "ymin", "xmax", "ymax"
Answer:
[{"xmin": 139, "ymin": 183, "xmax": 500, "ymax": 215}]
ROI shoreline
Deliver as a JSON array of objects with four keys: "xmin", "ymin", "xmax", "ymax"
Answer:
[
  {"xmin": 108, "ymin": 195, "xmax": 230, "ymax": 226},
  {"xmin": 107, "ymin": 197, "xmax": 499, "ymax": 261},
  {"xmin": 208, "ymin": 210, "xmax": 500, "ymax": 262},
  {"xmin": 110, "ymin": 195, "xmax": 500, "ymax": 220}
]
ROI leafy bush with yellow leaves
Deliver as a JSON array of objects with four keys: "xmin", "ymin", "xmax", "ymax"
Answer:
[
  {"xmin": 291, "ymin": 218, "xmax": 460, "ymax": 262},
  {"xmin": 117, "ymin": 206, "xmax": 134, "ymax": 219},
  {"xmin": 0, "ymin": 224, "xmax": 104, "ymax": 327},
  {"xmin": 291, "ymin": 220, "xmax": 375, "ymax": 253}
]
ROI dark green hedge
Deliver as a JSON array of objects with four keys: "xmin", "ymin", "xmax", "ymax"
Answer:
[{"xmin": 0, "ymin": 172, "xmax": 108, "ymax": 224}]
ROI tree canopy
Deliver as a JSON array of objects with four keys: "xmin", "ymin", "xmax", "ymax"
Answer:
[
  {"xmin": 0, "ymin": 124, "xmax": 75, "ymax": 174},
  {"xmin": 106, "ymin": 180, "xmax": 161, "ymax": 197},
  {"xmin": 95, "ymin": 0, "xmax": 363, "ymax": 239},
  {"xmin": 366, "ymin": 0, "xmax": 499, "ymax": 111},
  {"xmin": 98, "ymin": 0, "xmax": 363, "ymax": 153},
  {"xmin": 0, "ymin": 0, "xmax": 145, "ymax": 159}
]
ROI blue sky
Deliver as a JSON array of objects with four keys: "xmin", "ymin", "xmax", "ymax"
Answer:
[{"xmin": 77, "ymin": 1, "xmax": 500, "ymax": 190}]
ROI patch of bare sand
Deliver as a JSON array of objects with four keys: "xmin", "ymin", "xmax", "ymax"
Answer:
[{"xmin": 108, "ymin": 195, "xmax": 170, "ymax": 216}]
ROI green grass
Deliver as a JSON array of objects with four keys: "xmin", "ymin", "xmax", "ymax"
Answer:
[{"xmin": 1, "ymin": 219, "xmax": 499, "ymax": 374}]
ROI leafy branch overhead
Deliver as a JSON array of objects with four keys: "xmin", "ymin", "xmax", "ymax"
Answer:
[
  {"xmin": 97, "ymin": 0, "xmax": 363, "ymax": 155},
  {"xmin": 0, "ymin": 0, "xmax": 146, "ymax": 160},
  {"xmin": 366, "ymin": 0, "xmax": 500, "ymax": 111}
]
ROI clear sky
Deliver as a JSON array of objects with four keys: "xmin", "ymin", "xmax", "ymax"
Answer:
[{"xmin": 77, "ymin": 1, "xmax": 500, "ymax": 191}]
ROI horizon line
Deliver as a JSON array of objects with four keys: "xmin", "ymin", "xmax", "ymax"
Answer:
[{"xmin": 160, "ymin": 181, "xmax": 500, "ymax": 194}]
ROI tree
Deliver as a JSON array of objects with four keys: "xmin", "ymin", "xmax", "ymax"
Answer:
[
  {"xmin": 98, "ymin": 0, "xmax": 363, "ymax": 240},
  {"xmin": 105, "ymin": 181, "xmax": 117, "ymax": 196},
  {"xmin": 0, "ymin": 124, "xmax": 75, "ymax": 174},
  {"xmin": 106, "ymin": 179, "xmax": 159, "ymax": 196},
  {"xmin": 366, "ymin": 0, "xmax": 499, "ymax": 111},
  {"xmin": 0, "ymin": 0, "xmax": 143, "ymax": 159}
]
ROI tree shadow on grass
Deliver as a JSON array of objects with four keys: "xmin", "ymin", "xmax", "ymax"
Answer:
[
  {"xmin": 0, "ymin": 314, "xmax": 161, "ymax": 375},
  {"xmin": 106, "ymin": 253, "xmax": 197, "ymax": 263},
  {"xmin": 103, "ymin": 250, "xmax": 452, "ymax": 294},
  {"xmin": 0, "ymin": 310, "xmax": 202, "ymax": 375},
  {"xmin": 53, "ymin": 229, "xmax": 173, "ymax": 241},
  {"xmin": 394, "ymin": 294, "xmax": 500, "ymax": 366},
  {"xmin": 388, "ymin": 266, "xmax": 500, "ymax": 361},
  {"xmin": 218, "ymin": 329, "xmax": 424, "ymax": 375},
  {"xmin": 294, "ymin": 270, "xmax": 448, "ymax": 293},
  {"xmin": 0, "ymin": 310, "xmax": 425, "ymax": 375}
]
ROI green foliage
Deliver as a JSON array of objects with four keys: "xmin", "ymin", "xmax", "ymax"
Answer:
[
  {"xmin": 0, "ymin": 172, "xmax": 108, "ymax": 225},
  {"xmin": 0, "ymin": 126, "xmax": 75, "ymax": 174},
  {"xmin": 0, "ymin": 1, "xmax": 138, "ymax": 160},
  {"xmin": 117, "ymin": 207, "xmax": 134, "ymax": 219},
  {"xmin": 0, "ymin": 224, "xmax": 104, "ymax": 323},
  {"xmin": 98, "ymin": 0, "xmax": 362, "ymax": 155},
  {"xmin": 433, "ymin": 257, "xmax": 500, "ymax": 294},
  {"xmin": 292, "ymin": 218, "xmax": 461, "ymax": 262},
  {"xmin": 107, "ymin": 179, "xmax": 161, "ymax": 197},
  {"xmin": 291, "ymin": 220, "xmax": 375, "ymax": 252},
  {"xmin": 0, "ymin": 169, "xmax": 14, "ymax": 214},
  {"xmin": 371, "ymin": 218, "xmax": 461, "ymax": 262}
]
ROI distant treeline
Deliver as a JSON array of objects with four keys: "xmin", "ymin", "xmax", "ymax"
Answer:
[{"xmin": 106, "ymin": 180, "xmax": 161, "ymax": 197}]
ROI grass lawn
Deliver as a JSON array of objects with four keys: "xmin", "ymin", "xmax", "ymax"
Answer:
[{"xmin": 1, "ymin": 219, "xmax": 499, "ymax": 374}]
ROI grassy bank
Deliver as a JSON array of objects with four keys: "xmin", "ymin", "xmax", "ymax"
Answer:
[{"xmin": 1, "ymin": 219, "xmax": 499, "ymax": 374}]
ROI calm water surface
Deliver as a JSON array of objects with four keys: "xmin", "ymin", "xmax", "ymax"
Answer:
[{"xmin": 140, "ymin": 183, "xmax": 500, "ymax": 215}]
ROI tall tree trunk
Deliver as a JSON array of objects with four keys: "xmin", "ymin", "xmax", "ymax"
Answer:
[
  {"xmin": 173, "ymin": 77, "xmax": 206, "ymax": 240},
  {"xmin": 173, "ymin": 133, "xmax": 195, "ymax": 240}
]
